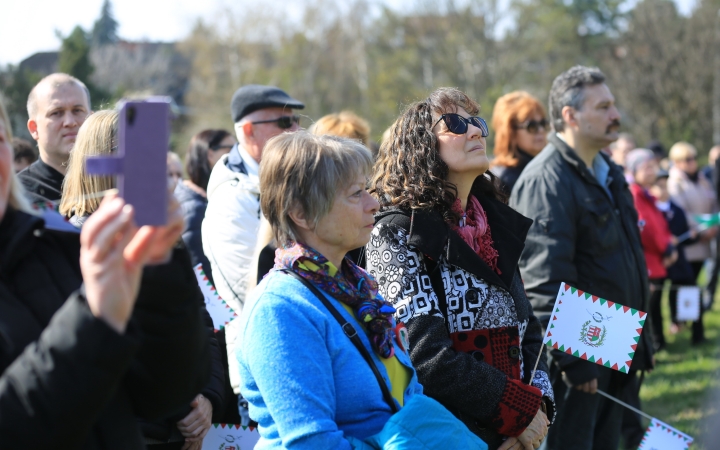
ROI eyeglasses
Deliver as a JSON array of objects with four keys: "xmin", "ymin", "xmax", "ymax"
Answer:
[
  {"xmin": 683, "ymin": 156, "xmax": 697, "ymax": 163},
  {"xmin": 251, "ymin": 115, "xmax": 301, "ymax": 129},
  {"xmin": 433, "ymin": 113, "xmax": 489, "ymax": 137},
  {"xmin": 514, "ymin": 119, "xmax": 548, "ymax": 134}
]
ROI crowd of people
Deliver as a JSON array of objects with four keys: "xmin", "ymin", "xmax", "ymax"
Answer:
[{"xmin": 0, "ymin": 63, "xmax": 716, "ymax": 450}]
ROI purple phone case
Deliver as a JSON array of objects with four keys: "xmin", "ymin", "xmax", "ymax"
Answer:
[{"xmin": 86, "ymin": 98, "xmax": 170, "ymax": 226}]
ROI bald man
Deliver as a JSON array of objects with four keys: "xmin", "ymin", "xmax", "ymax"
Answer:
[{"xmin": 18, "ymin": 73, "xmax": 91, "ymax": 204}]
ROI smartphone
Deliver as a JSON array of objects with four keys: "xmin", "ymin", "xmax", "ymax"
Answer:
[{"xmin": 118, "ymin": 98, "xmax": 170, "ymax": 226}]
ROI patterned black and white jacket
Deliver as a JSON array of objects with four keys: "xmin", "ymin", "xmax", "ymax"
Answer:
[{"xmin": 366, "ymin": 194, "xmax": 555, "ymax": 449}]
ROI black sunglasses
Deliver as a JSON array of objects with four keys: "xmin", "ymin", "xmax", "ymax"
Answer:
[
  {"xmin": 514, "ymin": 119, "xmax": 548, "ymax": 134},
  {"xmin": 251, "ymin": 115, "xmax": 300, "ymax": 129},
  {"xmin": 433, "ymin": 113, "xmax": 489, "ymax": 137}
]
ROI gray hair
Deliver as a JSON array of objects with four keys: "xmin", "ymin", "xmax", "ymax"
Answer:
[
  {"xmin": 625, "ymin": 148, "xmax": 655, "ymax": 174},
  {"xmin": 259, "ymin": 131, "xmax": 373, "ymax": 246},
  {"xmin": 27, "ymin": 73, "xmax": 91, "ymax": 119},
  {"xmin": 548, "ymin": 66, "xmax": 606, "ymax": 132}
]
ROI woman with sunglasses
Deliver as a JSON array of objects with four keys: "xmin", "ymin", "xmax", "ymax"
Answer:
[
  {"xmin": 489, "ymin": 92, "xmax": 548, "ymax": 196},
  {"xmin": 368, "ymin": 88, "xmax": 554, "ymax": 450}
]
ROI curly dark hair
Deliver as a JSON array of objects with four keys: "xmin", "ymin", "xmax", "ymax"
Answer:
[{"xmin": 370, "ymin": 87, "xmax": 506, "ymax": 222}]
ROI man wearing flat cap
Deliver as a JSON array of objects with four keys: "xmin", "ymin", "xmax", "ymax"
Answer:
[{"xmin": 202, "ymin": 85, "xmax": 303, "ymax": 421}]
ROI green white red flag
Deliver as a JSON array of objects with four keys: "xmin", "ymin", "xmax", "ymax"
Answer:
[
  {"xmin": 638, "ymin": 418, "xmax": 693, "ymax": 450},
  {"xmin": 194, "ymin": 264, "xmax": 238, "ymax": 332},
  {"xmin": 542, "ymin": 282, "xmax": 647, "ymax": 373}
]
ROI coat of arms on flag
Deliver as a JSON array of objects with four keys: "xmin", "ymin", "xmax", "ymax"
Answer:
[
  {"xmin": 543, "ymin": 282, "xmax": 647, "ymax": 373},
  {"xmin": 638, "ymin": 418, "xmax": 693, "ymax": 450}
]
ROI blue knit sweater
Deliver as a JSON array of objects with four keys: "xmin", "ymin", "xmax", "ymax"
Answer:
[{"xmin": 237, "ymin": 270, "xmax": 424, "ymax": 449}]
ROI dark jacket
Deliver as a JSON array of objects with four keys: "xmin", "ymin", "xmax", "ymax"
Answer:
[
  {"xmin": 175, "ymin": 182, "xmax": 213, "ymax": 284},
  {"xmin": 510, "ymin": 133, "xmax": 654, "ymax": 383},
  {"xmin": 368, "ymin": 189, "xmax": 553, "ymax": 449},
  {"xmin": 0, "ymin": 208, "xmax": 210, "ymax": 449},
  {"xmin": 17, "ymin": 158, "xmax": 64, "ymax": 204},
  {"xmin": 660, "ymin": 200, "xmax": 696, "ymax": 284},
  {"xmin": 491, "ymin": 149, "xmax": 535, "ymax": 196}
]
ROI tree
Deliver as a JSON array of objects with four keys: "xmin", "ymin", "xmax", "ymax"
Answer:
[
  {"xmin": 92, "ymin": 0, "xmax": 119, "ymax": 46},
  {"xmin": 58, "ymin": 26, "xmax": 111, "ymax": 108},
  {"xmin": 58, "ymin": 26, "xmax": 94, "ymax": 81},
  {"xmin": 0, "ymin": 66, "xmax": 42, "ymax": 139}
]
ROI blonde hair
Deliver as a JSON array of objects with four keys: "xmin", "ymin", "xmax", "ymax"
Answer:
[
  {"xmin": 59, "ymin": 110, "xmax": 118, "ymax": 218},
  {"xmin": 260, "ymin": 131, "xmax": 373, "ymax": 246},
  {"xmin": 309, "ymin": 111, "xmax": 371, "ymax": 147},
  {"xmin": 669, "ymin": 142, "xmax": 697, "ymax": 163},
  {"xmin": 0, "ymin": 97, "xmax": 34, "ymax": 214}
]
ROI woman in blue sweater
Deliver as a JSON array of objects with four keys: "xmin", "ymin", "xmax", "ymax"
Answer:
[{"xmin": 237, "ymin": 131, "xmax": 485, "ymax": 449}]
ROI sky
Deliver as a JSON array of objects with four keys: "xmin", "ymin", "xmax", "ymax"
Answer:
[{"xmin": 0, "ymin": 0, "xmax": 698, "ymax": 67}]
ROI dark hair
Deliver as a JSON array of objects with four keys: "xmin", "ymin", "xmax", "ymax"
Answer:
[
  {"xmin": 12, "ymin": 137, "xmax": 38, "ymax": 163},
  {"xmin": 370, "ymin": 87, "xmax": 506, "ymax": 222},
  {"xmin": 186, "ymin": 129, "xmax": 233, "ymax": 190},
  {"xmin": 548, "ymin": 66, "xmax": 606, "ymax": 132}
]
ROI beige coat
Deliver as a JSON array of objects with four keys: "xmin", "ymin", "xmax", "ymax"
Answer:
[{"xmin": 668, "ymin": 166, "xmax": 717, "ymax": 262}]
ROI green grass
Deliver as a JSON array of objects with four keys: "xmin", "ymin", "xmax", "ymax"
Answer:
[{"xmin": 628, "ymin": 282, "xmax": 720, "ymax": 449}]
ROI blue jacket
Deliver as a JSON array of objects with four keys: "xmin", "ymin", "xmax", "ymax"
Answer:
[{"xmin": 237, "ymin": 270, "xmax": 424, "ymax": 449}]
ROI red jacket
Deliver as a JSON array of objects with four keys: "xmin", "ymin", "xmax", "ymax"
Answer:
[{"xmin": 630, "ymin": 183, "xmax": 673, "ymax": 279}]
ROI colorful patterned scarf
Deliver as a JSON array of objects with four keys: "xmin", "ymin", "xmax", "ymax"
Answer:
[
  {"xmin": 450, "ymin": 195, "xmax": 501, "ymax": 274},
  {"xmin": 274, "ymin": 242, "xmax": 397, "ymax": 358}
]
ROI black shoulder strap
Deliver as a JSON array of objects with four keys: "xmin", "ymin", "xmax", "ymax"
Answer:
[{"xmin": 279, "ymin": 269, "xmax": 400, "ymax": 413}]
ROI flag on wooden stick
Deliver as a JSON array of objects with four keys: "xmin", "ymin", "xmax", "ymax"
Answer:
[
  {"xmin": 638, "ymin": 418, "xmax": 693, "ymax": 450},
  {"xmin": 543, "ymin": 282, "xmax": 647, "ymax": 374}
]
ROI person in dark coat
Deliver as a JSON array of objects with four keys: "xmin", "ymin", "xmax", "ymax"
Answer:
[
  {"xmin": 489, "ymin": 91, "xmax": 548, "ymax": 196},
  {"xmin": 651, "ymin": 171, "xmax": 700, "ymax": 334},
  {"xmin": 0, "ymin": 99, "xmax": 211, "ymax": 449},
  {"xmin": 368, "ymin": 87, "xmax": 553, "ymax": 450},
  {"xmin": 175, "ymin": 129, "xmax": 235, "ymax": 285},
  {"xmin": 57, "ymin": 111, "xmax": 227, "ymax": 448},
  {"xmin": 511, "ymin": 66, "xmax": 654, "ymax": 450}
]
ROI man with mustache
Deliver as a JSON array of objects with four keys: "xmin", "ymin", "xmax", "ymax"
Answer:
[
  {"xmin": 18, "ymin": 73, "xmax": 91, "ymax": 205},
  {"xmin": 510, "ymin": 66, "xmax": 654, "ymax": 450}
]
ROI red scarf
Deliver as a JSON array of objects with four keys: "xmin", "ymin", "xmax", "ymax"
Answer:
[{"xmin": 450, "ymin": 195, "xmax": 501, "ymax": 274}]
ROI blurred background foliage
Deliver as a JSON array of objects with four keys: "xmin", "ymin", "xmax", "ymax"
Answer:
[{"xmin": 3, "ymin": 0, "xmax": 720, "ymax": 158}]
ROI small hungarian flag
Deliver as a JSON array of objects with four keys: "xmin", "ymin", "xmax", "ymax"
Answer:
[
  {"xmin": 193, "ymin": 264, "xmax": 238, "ymax": 332},
  {"xmin": 543, "ymin": 283, "xmax": 646, "ymax": 373},
  {"xmin": 638, "ymin": 418, "xmax": 693, "ymax": 450}
]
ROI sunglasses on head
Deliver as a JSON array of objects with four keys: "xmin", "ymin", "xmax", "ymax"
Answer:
[
  {"xmin": 514, "ymin": 119, "xmax": 548, "ymax": 134},
  {"xmin": 433, "ymin": 113, "xmax": 489, "ymax": 137},
  {"xmin": 251, "ymin": 115, "xmax": 301, "ymax": 129}
]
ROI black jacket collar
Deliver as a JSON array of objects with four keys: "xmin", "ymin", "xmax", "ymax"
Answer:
[
  {"xmin": 549, "ymin": 133, "xmax": 628, "ymax": 202},
  {"xmin": 0, "ymin": 208, "xmax": 79, "ymax": 274},
  {"xmin": 375, "ymin": 191, "xmax": 532, "ymax": 291}
]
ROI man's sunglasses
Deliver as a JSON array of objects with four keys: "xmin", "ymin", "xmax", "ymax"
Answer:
[
  {"xmin": 514, "ymin": 119, "xmax": 548, "ymax": 134},
  {"xmin": 251, "ymin": 115, "xmax": 300, "ymax": 129},
  {"xmin": 433, "ymin": 113, "xmax": 489, "ymax": 137}
]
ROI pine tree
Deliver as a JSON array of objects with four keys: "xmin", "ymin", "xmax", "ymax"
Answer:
[
  {"xmin": 58, "ymin": 26, "xmax": 94, "ymax": 81},
  {"xmin": 92, "ymin": 0, "xmax": 119, "ymax": 46},
  {"xmin": 57, "ymin": 26, "xmax": 111, "ymax": 108}
]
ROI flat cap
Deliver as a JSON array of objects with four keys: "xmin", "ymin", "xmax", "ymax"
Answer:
[{"xmin": 230, "ymin": 84, "xmax": 305, "ymax": 123}]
